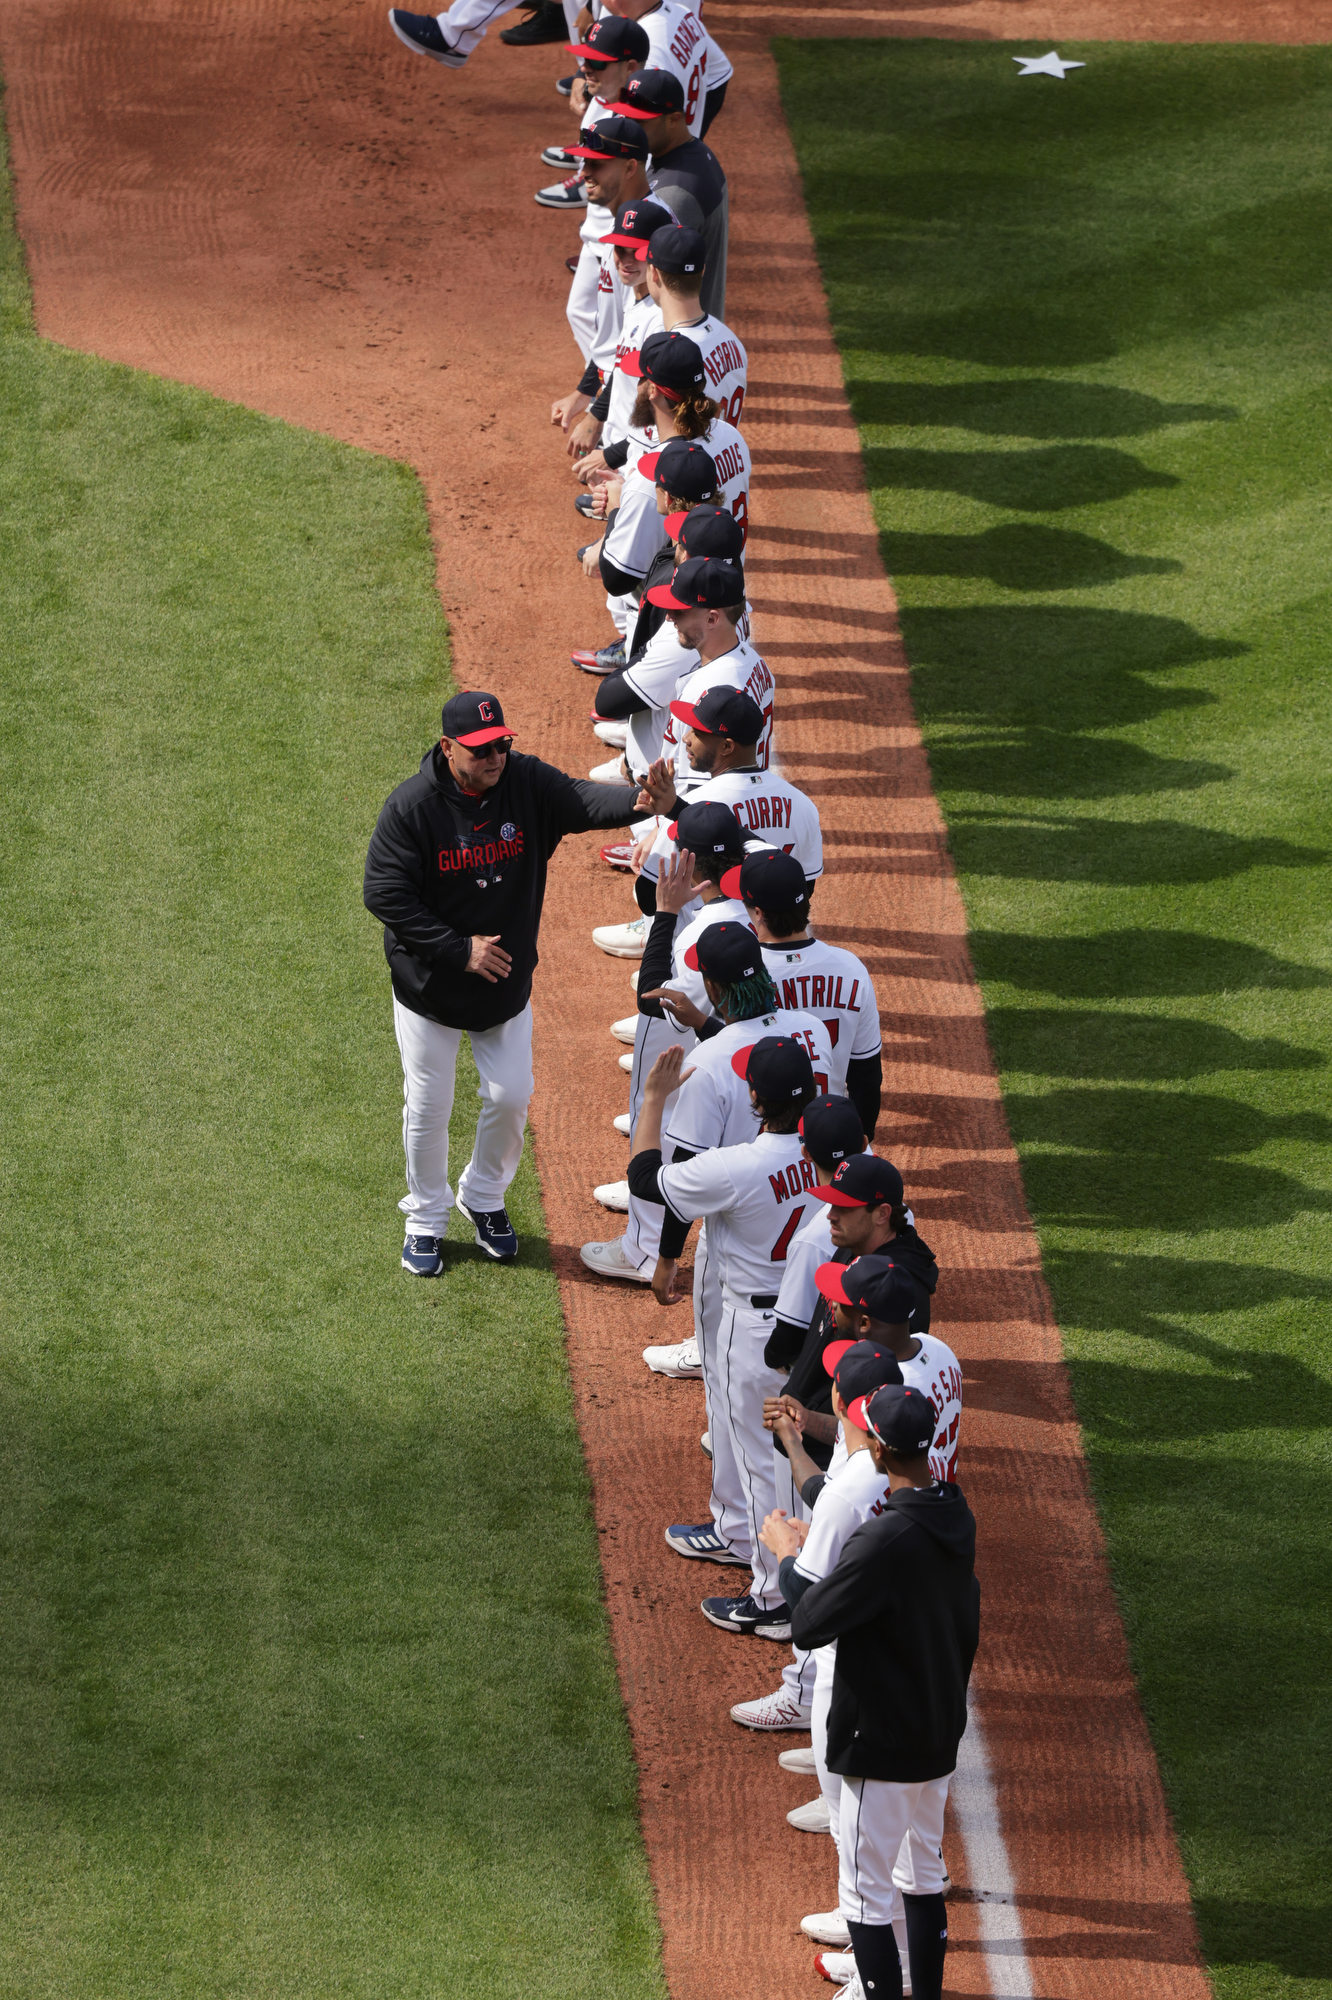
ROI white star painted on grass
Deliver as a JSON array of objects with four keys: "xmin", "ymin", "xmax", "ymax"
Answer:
[{"xmin": 1013, "ymin": 50, "xmax": 1086, "ymax": 79}]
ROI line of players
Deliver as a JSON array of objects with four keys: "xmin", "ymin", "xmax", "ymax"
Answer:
[{"xmin": 387, "ymin": 13, "xmax": 979, "ymax": 1998}]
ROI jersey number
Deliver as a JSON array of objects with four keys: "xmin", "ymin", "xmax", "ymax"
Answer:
[
  {"xmin": 732, "ymin": 490, "xmax": 749, "ymax": 545},
  {"xmin": 822, "ymin": 1018, "xmax": 840, "ymax": 1048},
  {"xmin": 686, "ymin": 60, "xmax": 704, "ymax": 125},
  {"xmin": 725, "ymin": 385, "xmax": 746, "ymax": 425},
  {"xmin": 769, "ymin": 1204, "xmax": 806, "ymax": 1263}
]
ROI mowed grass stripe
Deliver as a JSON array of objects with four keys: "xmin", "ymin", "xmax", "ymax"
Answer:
[
  {"xmin": 0, "ymin": 96, "xmax": 665, "ymax": 2000},
  {"xmin": 776, "ymin": 39, "xmax": 1332, "ymax": 2000}
]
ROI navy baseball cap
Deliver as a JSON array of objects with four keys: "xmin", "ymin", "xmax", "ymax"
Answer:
[
  {"xmin": 637, "ymin": 438, "xmax": 720, "ymax": 501},
  {"xmin": 683, "ymin": 921, "xmax": 760, "ymax": 979},
  {"xmin": 646, "ymin": 555, "xmax": 746, "ymax": 612},
  {"xmin": 568, "ymin": 116, "xmax": 650, "ymax": 164},
  {"xmin": 566, "ymin": 15, "xmax": 649, "ymax": 62},
  {"xmin": 799, "ymin": 1094, "xmax": 866, "ymax": 1168},
  {"xmin": 816, "ymin": 1253, "xmax": 918, "ymax": 1325},
  {"xmin": 664, "ymin": 504, "xmax": 746, "ymax": 558},
  {"xmin": 864, "ymin": 1384, "xmax": 938, "ymax": 1460},
  {"xmin": 813, "ymin": 1154, "xmax": 905, "ymax": 1212},
  {"xmin": 601, "ymin": 197, "xmax": 673, "ymax": 250},
  {"xmin": 638, "ymin": 222, "xmax": 706, "ymax": 274},
  {"xmin": 610, "ymin": 68, "xmax": 685, "ymax": 119},
  {"xmin": 441, "ymin": 690, "xmax": 515, "ymax": 748},
  {"xmin": 720, "ymin": 848, "xmax": 808, "ymax": 908},
  {"xmin": 622, "ymin": 329, "xmax": 707, "ymax": 399},
  {"xmin": 670, "ymin": 800, "xmax": 747, "ymax": 859},
  {"xmin": 730, "ymin": 1034, "xmax": 817, "ymax": 1102},
  {"xmin": 821, "ymin": 1338, "xmax": 905, "ymax": 1431},
  {"xmin": 669, "ymin": 685, "xmax": 765, "ymax": 742}
]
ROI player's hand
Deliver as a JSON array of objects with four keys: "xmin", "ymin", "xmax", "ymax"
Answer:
[
  {"xmin": 758, "ymin": 1509, "xmax": 804, "ymax": 1560},
  {"xmin": 576, "ymin": 4, "xmax": 593, "ymax": 32},
  {"xmin": 568, "ymin": 414, "xmax": 603, "ymax": 460},
  {"xmin": 764, "ymin": 1394, "xmax": 805, "ymax": 1434},
  {"xmin": 639, "ymin": 758, "xmax": 678, "ymax": 816},
  {"xmin": 627, "ymin": 828, "xmax": 658, "ymax": 873},
  {"xmin": 574, "ymin": 448, "xmax": 609, "ymax": 485},
  {"xmin": 654, "ymin": 847, "xmax": 698, "ymax": 917},
  {"xmin": 466, "ymin": 935, "xmax": 512, "ymax": 983},
  {"xmin": 641, "ymin": 986, "xmax": 709, "ymax": 1031},
  {"xmin": 570, "ymin": 75, "xmax": 594, "ymax": 114},
  {"xmin": 581, "ymin": 539, "xmax": 604, "ymax": 579},
  {"xmin": 551, "ymin": 390, "xmax": 592, "ymax": 434},
  {"xmin": 652, "ymin": 1254, "xmax": 685, "ymax": 1307},
  {"xmin": 642, "ymin": 1044, "xmax": 694, "ymax": 1107}
]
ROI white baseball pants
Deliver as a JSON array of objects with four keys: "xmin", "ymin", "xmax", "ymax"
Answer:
[
  {"xmin": 431, "ymin": 0, "xmax": 539, "ymax": 55},
  {"xmin": 696, "ymin": 1226, "xmax": 752, "ymax": 1560},
  {"xmin": 392, "ymin": 997, "xmax": 534, "ymax": 1232},
  {"xmin": 567, "ymin": 238, "xmax": 601, "ymax": 364},
  {"xmin": 837, "ymin": 1771, "xmax": 953, "ymax": 1926},
  {"xmin": 716, "ymin": 1292, "xmax": 786, "ymax": 1607},
  {"xmin": 622, "ymin": 1009, "xmax": 694, "ymax": 1270},
  {"xmin": 774, "ymin": 1449, "xmax": 816, "ymax": 1708}
]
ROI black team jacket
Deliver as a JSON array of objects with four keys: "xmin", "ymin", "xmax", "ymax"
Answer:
[
  {"xmin": 789, "ymin": 1481, "xmax": 980, "ymax": 1782},
  {"xmin": 364, "ymin": 744, "xmax": 640, "ymax": 1033}
]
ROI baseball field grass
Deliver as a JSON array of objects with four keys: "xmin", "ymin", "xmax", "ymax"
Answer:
[
  {"xmin": 777, "ymin": 38, "xmax": 1332, "ymax": 2000},
  {"xmin": 0, "ymin": 107, "xmax": 665, "ymax": 1999}
]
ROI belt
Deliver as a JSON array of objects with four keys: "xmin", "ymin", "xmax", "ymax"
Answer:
[{"xmin": 750, "ymin": 1293, "xmax": 779, "ymax": 1310}]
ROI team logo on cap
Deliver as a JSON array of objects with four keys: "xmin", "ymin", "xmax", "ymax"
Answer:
[
  {"xmin": 477, "ymin": 699, "xmax": 494, "ymax": 722},
  {"xmin": 832, "ymin": 1161, "xmax": 851, "ymax": 1183}
]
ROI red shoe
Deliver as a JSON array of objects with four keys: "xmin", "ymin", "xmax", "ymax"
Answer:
[
  {"xmin": 601, "ymin": 843, "xmax": 634, "ymax": 871},
  {"xmin": 570, "ymin": 649, "xmax": 606, "ymax": 674}
]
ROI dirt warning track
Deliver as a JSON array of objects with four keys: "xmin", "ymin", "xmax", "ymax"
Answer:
[{"xmin": 2, "ymin": 0, "xmax": 1314, "ymax": 1992}]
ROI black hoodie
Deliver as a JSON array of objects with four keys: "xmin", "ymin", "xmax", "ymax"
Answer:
[
  {"xmin": 790, "ymin": 1481, "xmax": 979, "ymax": 1782},
  {"xmin": 363, "ymin": 745, "xmax": 640, "ymax": 1032}
]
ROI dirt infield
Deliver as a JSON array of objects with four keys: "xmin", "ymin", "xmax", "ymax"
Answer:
[{"xmin": 0, "ymin": 0, "xmax": 1319, "ymax": 1992}]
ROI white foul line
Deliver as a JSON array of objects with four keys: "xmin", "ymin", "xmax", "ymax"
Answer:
[{"xmin": 952, "ymin": 1708, "xmax": 1035, "ymax": 1998}]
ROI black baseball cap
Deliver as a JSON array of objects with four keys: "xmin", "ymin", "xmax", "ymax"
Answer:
[
  {"xmin": 568, "ymin": 116, "xmax": 650, "ymax": 164},
  {"xmin": 669, "ymin": 684, "xmax": 765, "ymax": 742},
  {"xmin": 621, "ymin": 328, "xmax": 707, "ymax": 399},
  {"xmin": 566, "ymin": 16, "xmax": 649, "ymax": 62},
  {"xmin": 664, "ymin": 504, "xmax": 746, "ymax": 558},
  {"xmin": 670, "ymin": 800, "xmax": 747, "ymax": 859},
  {"xmin": 610, "ymin": 68, "xmax": 685, "ymax": 119},
  {"xmin": 637, "ymin": 438, "xmax": 720, "ymax": 502},
  {"xmin": 638, "ymin": 222, "xmax": 706, "ymax": 274},
  {"xmin": 813, "ymin": 1154, "xmax": 905, "ymax": 1212},
  {"xmin": 682, "ymin": 920, "xmax": 760, "ymax": 979},
  {"xmin": 720, "ymin": 847, "xmax": 808, "ymax": 907},
  {"xmin": 799, "ymin": 1094, "xmax": 866, "ymax": 1168},
  {"xmin": 816, "ymin": 1253, "xmax": 918, "ymax": 1325},
  {"xmin": 600, "ymin": 197, "xmax": 673, "ymax": 251},
  {"xmin": 729, "ymin": 1035, "xmax": 817, "ymax": 1102},
  {"xmin": 440, "ymin": 690, "xmax": 515, "ymax": 748},
  {"xmin": 864, "ymin": 1384, "xmax": 938, "ymax": 1460},
  {"xmin": 646, "ymin": 555, "xmax": 746, "ymax": 612},
  {"xmin": 821, "ymin": 1338, "xmax": 904, "ymax": 1431}
]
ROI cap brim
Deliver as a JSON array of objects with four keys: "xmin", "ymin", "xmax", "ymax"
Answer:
[
  {"xmin": 821, "ymin": 1337, "xmax": 856, "ymax": 1378},
  {"xmin": 815, "ymin": 1261, "xmax": 855, "ymax": 1306},
  {"xmin": 637, "ymin": 450, "xmax": 662, "ymax": 480},
  {"xmin": 668, "ymin": 699, "xmax": 705, "ymax": 728},
  {"xmin": 564, "ymin": 39, "xmax": 608, "ymax": 56},
  {"xmin": 811, "ymin": 1184, "xmax": 869, "ymax": 1209},
  {"xmin": 664, "ymin": 510, "xmax": 689, "ymax": 538},
  {"xmin": 600, "ymin": 232, "xmax": 646, "ymax": 249},
  {"xmin": 617, "ymin": 349, "xmax": 645, "ymax": 376},
  {"xmin": 843, "ymin": 1392, "xmax": 874, "ymax": 1433},
  {"xmin": 453, "ymin": 725, "xmax": 515, "ymax": 747},
  {"xmin": 719, "ymin": 862, "xmax": 742, "ymax": 899},
  {"xmin": 645, "ymin": 582, "xmax": 690, "ymax": 610},
  {"xmin": 566, "ymin": 144, "xmax": 614, "ymax": 161},
  {"xmin": 728, "ymin": 1044, "xmax": 756, "ymax": 1081},
  {"xmin": 604, "ymin": 99, "xmax": 660, "ymax": 120},
  {"xmin": 683, "ymin": 942, "xmax": 702, "ymax": 971}
]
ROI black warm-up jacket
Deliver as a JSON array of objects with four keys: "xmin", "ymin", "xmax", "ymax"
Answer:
[
  {"xmin": 789, "ymin": 1481, "xmax": 980, "ymax": 1782},
  {"xmin": 363, "ymin": 745, "xmax": 639, "ymax": 1033}
]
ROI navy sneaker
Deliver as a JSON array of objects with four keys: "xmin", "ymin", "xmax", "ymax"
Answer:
[
  {"xmin": 575, "ymin": 491, "xmax": 596, "ymax": 517},
  {"xmin": 402, "ymin": 1233, "xmax": 445, "ymax": 1276},
  {"xmin": 500, "ymin": 0, "xmax": 567, "ymax": 44},
  {"xmin": 456, "ymin": 1197, "xmax": 518, "ymax": 1262},
  {"xmin": 595, "ymin": 636, "xmax": 626, "ymax": 671},
  {"xmin": 541, "ymin": 144, "xmax": 579, "ymax": 169},
  {"xmin": 701, "ymin": 1592, "xmax": 793, "ymax": 1641},
  {"xmin": 556, "ymin": 72, "xmax": 575, "ymax": 96},
  {"xmin": 387, "ymin": 9, "xmax": 467, "ymax": 66},
  {"xmin": 665, "ymin": 1522, "xmax": 748, "ymax": 1566},
  {"xmin": 535, "ymin": 175, "xmax": 588, "ymax": 211}
]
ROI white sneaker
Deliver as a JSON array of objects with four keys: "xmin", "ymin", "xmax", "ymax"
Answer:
[
  {"xmin": 579, "ymin": 1238, "xmax": 651, "ymax": 1282},
  {"xmin": 730, "ymin": 1688, "xmax": 813, "ymax": 1732},
  {"xmin": 611, "ymin": 1014, "xmax": 638, "ymax": 1045},
  {"xmin": 613, "ymin": 1112, "xmax": 632, "ymax": 1136},
  {"xmin": 802, "ymin": 1911, "xmax": 851, "ymax": 1948},
  {"xmin": 628, "ymin": 969, "xmax": 639, "ymax": 991},
  {"xmin": 778, "ymin": 1745, "xmax": 817, "ymax": 1774},
  {"xmin": 588, "ymin": 755, "xmax": 627, "ymax": 783},
  {"xmin": 787, "ymin": 1796, "xmax": 831, "ymax": 1833},
  {"xmin": 642, "ymin": 1336, "xmax": 702, "ymax": 1377},
  {"xmin": 593, "ymin": 1179, "xmax": 630, "ymax": 1212},
  {"xmin": 618, "ymin": 1051, "xmax": 632, "ymax": 1071},
  {"xmin": 701, "ymin": 1430, "xmax": 712, "ymax": 1457},
  {"xmin": 594, "ymin": 915, "xmax": 648, "ymax": 958},
  {"xmin": 814, "ymin": 1958, "xmax": 862, "ymax": 1991},
  {"xmin": 594, "ymin": 719, "xmax": 629, "ymax": 748}
]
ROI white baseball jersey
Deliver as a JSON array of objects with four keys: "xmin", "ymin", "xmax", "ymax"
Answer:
[
  {"xmin": 605, "ymin": 289, "xmax": 665, "ymax": 448},
  {"xmin": 695, "ymin": 413, "xmax": 750, "ymax": 547},
  {"xmin": 672, "ymin": 766, "xmax": 825, "ymax": 882},
  {"xmin": 638, "ymin": 0, "xmax": 731, "ymax": 138},
  {"xmin": 588, "ymin": 245, "xmax": 626, "ymax": 379},
  {"xmin": 665, "ymin": 637, "xmax": 774, "ymax": 776},
  {"xmin": 657, "ymin": 1129, "xmax": 816, "ymax": 1300},
  {"xmin": 792, "ymin": 1446, "xmax": 891, "ymax": 1688},
  {"xmin": 761, "ymin": 938, "xmax": 882, "ymax": 1083},
  {"xmin": 774, "ymin": 1200, "xmax": 835, "ymax": 1327},
  {"xmin": 662, "ymin": 894, "xmax": 748, "ymax": 1018},
  {"xmin": 603, "ymin": 444, "xmax": 671, "ymax": 582},
  {"xmin": 901, "ymin": 1332, "xmax": 963, "ymax": 1484},
  {"xmin": 622, "ymin": 620, "xmax": 697, "ymax": 775},
  {"xmin": 665, "ymin": 311, "xmax": 748, "ymax": 425},
  {"xmin": 663, "ymin": 1008, "xmax": 837, "ymax": 1158}
]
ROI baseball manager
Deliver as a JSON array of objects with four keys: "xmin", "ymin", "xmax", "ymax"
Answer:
[{"xmin": 364, "ymin": 690, "xmax": 646, "ymax": 1273}]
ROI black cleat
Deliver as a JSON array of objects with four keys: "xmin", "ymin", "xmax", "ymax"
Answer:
[
  {"xmin": 455, "ymin": 1197, "xmax": 518, "ymax": 1262},
  {"xmin": 500, "ymin": 1, "xmax": 568, "ymax": 45},
  {"xmin": 388, "ymin": 8, "xmax": 467, "ymax": 65}
]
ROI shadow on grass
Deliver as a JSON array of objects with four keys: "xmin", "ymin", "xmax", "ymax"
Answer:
[
  {"xmin": 865, "ymin": 442, "xmax": 1179, "ymax": 511},
  {"xmin": 1191, "ymin": 1899, "xmax": 1332, "ymax": 1985},
  {"xmin": 969, "ymin": 929, "xmax": 1332, "ymax": 999},
  {"xmin": 947, "ymin": 813, "xmax": 1325, "ymax": 887},
  {"xmin": 847, "ymin": 378, "xmax": 1237, "ymax": 441},
  {"xmin": 987, "ymin": 1008, "xmax": 1325, "ymax": 1082},
  {"xmin": 1043, "ymin": 1249, "xmax": 1332, "ymax": 1337},
  {"xmin": 929, "ymin": 734, "xmax": 1230, "ymax": 801},
  {"xmin": 883, "ymin": 523, "xmax": 1182, "ymax": 591}
]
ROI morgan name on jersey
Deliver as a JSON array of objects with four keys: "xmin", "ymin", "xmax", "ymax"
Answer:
[{"xmin": 657, "ymin": 1129, "xmax": 817, "ymax": 1299}]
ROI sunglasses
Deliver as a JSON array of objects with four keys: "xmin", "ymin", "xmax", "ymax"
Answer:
[{"xmin": 468, "ymin": 738, "xmax": 512, "ymax": 759}]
